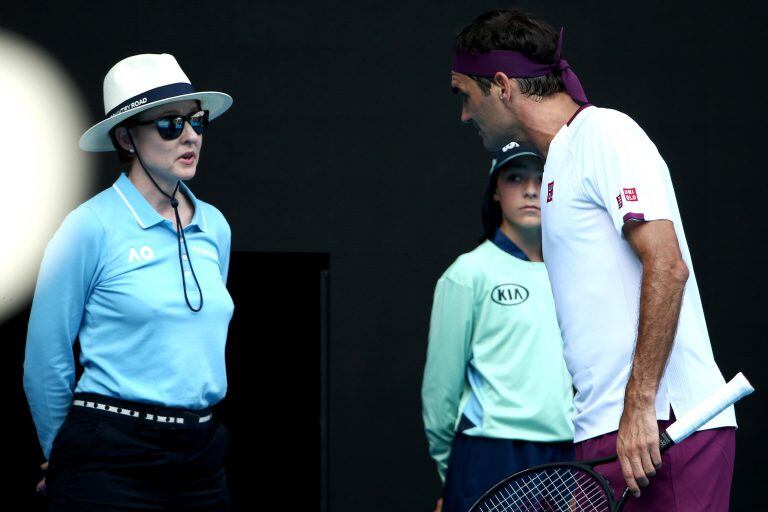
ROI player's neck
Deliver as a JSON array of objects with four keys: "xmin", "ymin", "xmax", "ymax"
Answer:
[
  {"xmin": 517, "ymin": 92, "xmax": 582, "ymax": 159},
  {"xmin": 500, "ymin": 221, "xmax": 543, "ymax": 262}
]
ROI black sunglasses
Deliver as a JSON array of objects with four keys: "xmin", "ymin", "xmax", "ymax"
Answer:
[{"xmin": 132, "ymin": 110, "xmax": 209, "ymax": 140}]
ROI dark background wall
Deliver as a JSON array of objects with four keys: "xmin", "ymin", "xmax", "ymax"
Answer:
[{"xmin": 2, "ymin": 1, "xmax": 766, "ymax": 510}]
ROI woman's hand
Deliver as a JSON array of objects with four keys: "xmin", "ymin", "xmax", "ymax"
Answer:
[{"xmin": 36, "ymin": 461, "xmax": 48, "ymax": 494}]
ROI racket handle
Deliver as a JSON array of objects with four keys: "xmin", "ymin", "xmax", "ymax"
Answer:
[
  {"xmin": 658, "ymin": 431, "xmax": 674, "ymax": 452},
  {"xmin": 664, "ymin": 372, "xmax": 753, "ymax": 445}
]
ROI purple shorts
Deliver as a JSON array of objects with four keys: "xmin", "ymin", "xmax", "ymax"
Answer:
[{"xmin": 575, "ymin": 417, "xmax": 735, "ymax": 512}]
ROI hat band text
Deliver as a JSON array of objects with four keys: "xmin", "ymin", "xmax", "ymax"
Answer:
[{"xmin": 106, "ymin": 82, "xmax": 195, "ymax": 119}]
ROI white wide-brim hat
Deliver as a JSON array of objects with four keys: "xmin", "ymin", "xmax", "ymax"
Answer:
[{"xmin": 79, "ymin": 53, "xmax": 233, "ymax": 152}]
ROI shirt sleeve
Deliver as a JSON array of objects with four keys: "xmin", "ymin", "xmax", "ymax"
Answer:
[
  {"xmin": 219, "ymin": 220, "xmax": 232, "ymax": 284},
  {"xmin": 421, "ymin": 275, "xmax": 474, "ymax": 482},
  {"xmin": 23, "ymin": 205, "xmax": 105, "ymax": 459},
  {"xmin": 580, "ymin": 111, "xmax": 675, "ymax": 236},
  {"xmin": 208, "ymin": 204, "xmax": 231, "ymax": 284}
]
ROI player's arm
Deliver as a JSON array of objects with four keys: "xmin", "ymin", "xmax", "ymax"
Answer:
[
  {"xmin": 421, "ymin": 275, "xmax": 475, "ymax": 482},
  {"xmin": 617, "ymin": 219, "xmax": 689, "ymax": 497}
]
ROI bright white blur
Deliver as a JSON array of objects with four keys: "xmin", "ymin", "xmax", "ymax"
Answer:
[{"xmin": 0, "ymin": 30, "xmax": 92, "ymax": 323}]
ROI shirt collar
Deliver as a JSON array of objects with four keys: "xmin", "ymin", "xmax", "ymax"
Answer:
[
  {"xmin": 491, "ymin": 228, "xmax": 530, "ymax": 261},
  {"xmin": 111, "ymin": 173, "xmax": 207, "ymax": 232},
  {"xmin": 179, "ymin": 179, "xmax": 208, "ymax": 232}
]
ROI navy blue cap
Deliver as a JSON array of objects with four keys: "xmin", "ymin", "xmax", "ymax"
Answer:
[{"xmin": 489, "ymin": 141, "xmax": 543, "ymax": 175}]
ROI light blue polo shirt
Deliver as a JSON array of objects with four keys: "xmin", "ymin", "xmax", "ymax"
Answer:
[{"xmin": 24, "ymin": 172, "xmax": 234, "ymax": 458}]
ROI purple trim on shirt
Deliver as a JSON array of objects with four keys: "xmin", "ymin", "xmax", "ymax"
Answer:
[
  {"xmin": 566, "ymin": 103, "xmax": 592, "ymax": 126},
  {"xmin": 622, "ymin": 212, "xmax": 646, "ymax": 223}
]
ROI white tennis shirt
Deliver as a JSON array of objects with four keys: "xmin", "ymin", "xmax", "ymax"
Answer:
[{"xmin": 541, "ymin": 106, "xmax": 736, "ymax": 442}]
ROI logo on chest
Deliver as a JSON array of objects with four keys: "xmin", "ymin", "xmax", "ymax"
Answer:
[
  {"xmin": 190, "ymin": 245, "xmax": 219, "ymax": 261},
  {"xmin": 128, "ymin": 246, "xmax": 155, "ymax": 263},
  {"xmin": 491, "ymin": 284, "xmax": 530, "ymax": 306},
  {"xmin": 546, "ymin": 181, "xmax": 554, "ymax": 203}
]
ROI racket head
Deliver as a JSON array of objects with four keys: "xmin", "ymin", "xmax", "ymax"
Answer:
[{"xmin": 469, "ymin": 461, "xmax": 619, "ymax": 512}]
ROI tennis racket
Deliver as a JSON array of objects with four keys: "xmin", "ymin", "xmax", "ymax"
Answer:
[{"xmin": 469, "ymin": 372, "xmax": 754, "ymax": 512}]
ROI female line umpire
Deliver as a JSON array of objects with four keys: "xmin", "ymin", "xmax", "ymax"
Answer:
[
  {"xmin": 421, "ymin": 144, "xmax": 574, "ymax": 512},
  {"xmin": 24, "ymin": 53, "xmax": 235, "ymax": 510}
]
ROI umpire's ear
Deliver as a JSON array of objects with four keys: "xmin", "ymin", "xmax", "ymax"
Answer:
[{"xmin": 114, "ymin": 126, "xmax": 135, "ymax": 153}]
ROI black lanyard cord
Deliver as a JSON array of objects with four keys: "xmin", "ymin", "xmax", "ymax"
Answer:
[
  {"xmin": 172, "ymin": 199, "xmax": 204, "ymax": 312},
  {"xmin": 127, "ymin": 132, "xmax": 204, "ymax": 312}
]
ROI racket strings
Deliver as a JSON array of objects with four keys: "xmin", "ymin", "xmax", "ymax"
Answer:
[{"xmin": 473, "ymin": 467, "xmax": 611, "ymax": 511}]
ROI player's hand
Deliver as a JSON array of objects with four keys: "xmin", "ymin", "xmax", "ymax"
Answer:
[
  {"xmin": 616, "ymin": 398, "xmax": 661, "ymax": 497},
  {"xmin": 433, "ymin": 497, "xmax": 443, "ymax": 512},
  {"xmin": 36, "ymin": 461, "xmax": 48, "ymax": 494}
]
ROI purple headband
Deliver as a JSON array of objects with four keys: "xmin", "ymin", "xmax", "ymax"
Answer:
[{"xmin": 452, "ymin": 28, "xmax": 588, "ymax": 104}]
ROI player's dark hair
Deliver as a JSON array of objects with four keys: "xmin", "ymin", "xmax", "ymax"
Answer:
[
  {"xmin": 480, "ymin": 155, "xmax": 543, "ymax": 243},
  {"xmin": 456, "ymin": 8, "xmax": 565, "ymax": 98}
]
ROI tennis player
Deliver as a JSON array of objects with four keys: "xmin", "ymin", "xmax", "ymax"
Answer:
[
  {"xmin": 422, "ymin": 143, "xmax": 573, "ymax": 512},
  {"xmin": 24, "ymin": 53, "xmax": 234, "ymax": 510},
  {"xmin": 449, "ymin": 8, "xmax": 736, "ymax": 511}
]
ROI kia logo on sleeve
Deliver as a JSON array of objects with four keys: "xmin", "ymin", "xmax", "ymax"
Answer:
[{"xmin": 491, "ymin": 284, "xmax": 529, "ymax": 305}]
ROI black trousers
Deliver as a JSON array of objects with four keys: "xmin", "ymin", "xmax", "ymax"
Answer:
[{"xmin": 46, "ymin": 395, "xmax": 230, "ymax": 511}]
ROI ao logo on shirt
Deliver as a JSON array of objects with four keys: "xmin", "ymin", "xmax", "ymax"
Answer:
[
  {"xmin": 128, "ymin": 246, "xmax": 155, "ymax": 262},
  {"xmin": 491, "ymin": 284, "xmax": 529, "ymax": 305}
]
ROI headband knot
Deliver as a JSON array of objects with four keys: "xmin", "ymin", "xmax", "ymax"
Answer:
[{"xmin": 556, "ymin": 58, "xmax": 588, "ymax": 104}]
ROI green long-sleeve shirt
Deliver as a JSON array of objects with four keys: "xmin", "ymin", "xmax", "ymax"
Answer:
[{"xmin": 422, "ymin": 239, "xmax": 573, "ymax": 480}]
